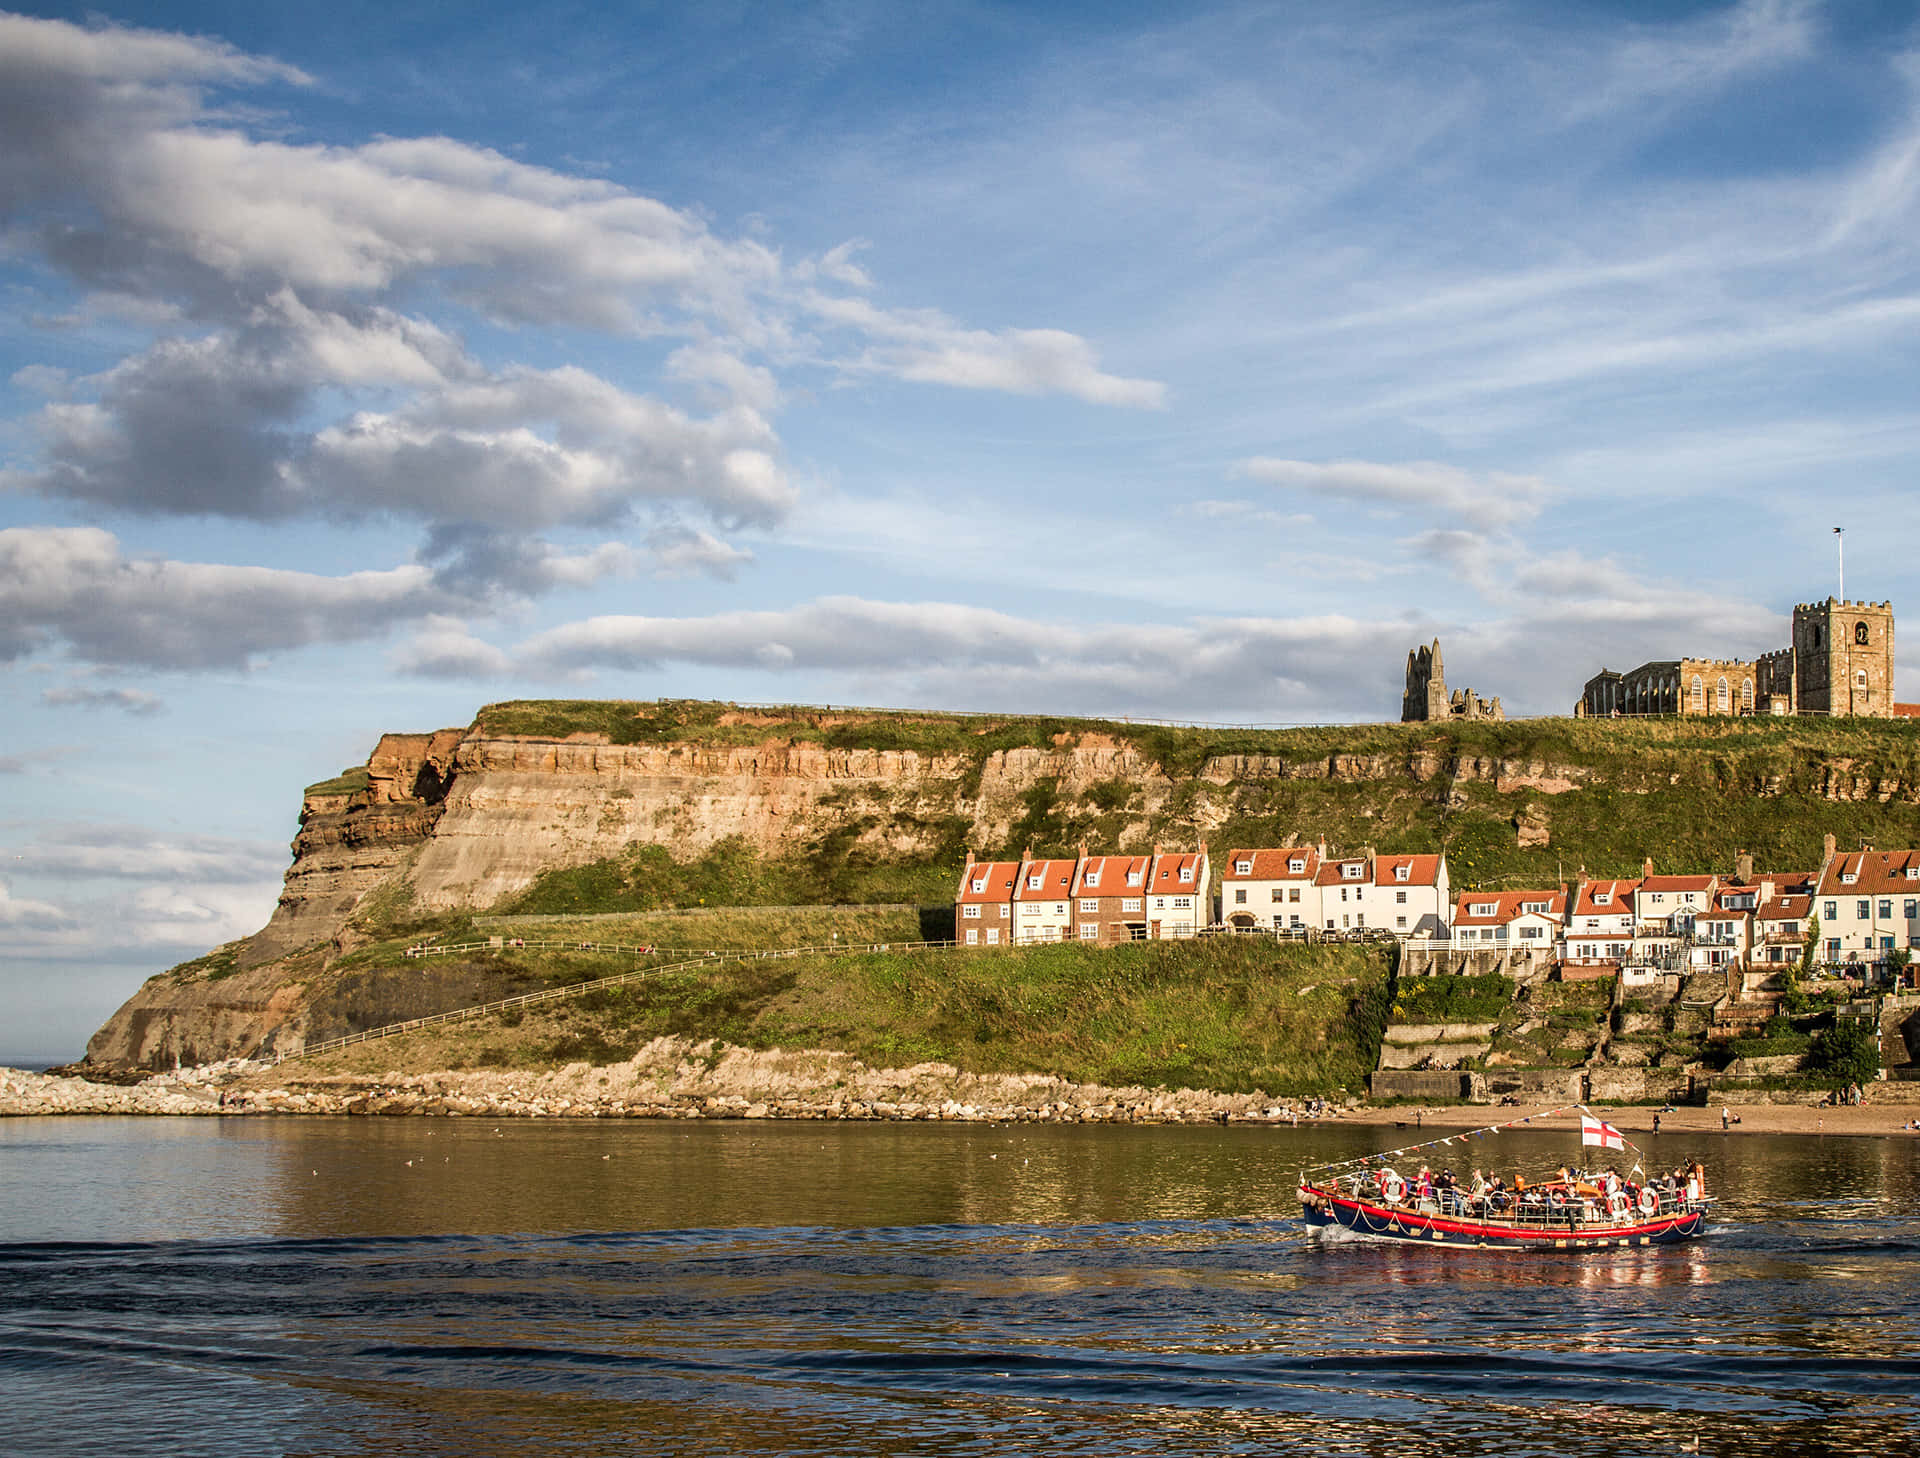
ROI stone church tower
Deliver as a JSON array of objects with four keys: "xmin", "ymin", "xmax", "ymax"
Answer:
[
  {"xmin": 1403, "ymin": 639, "xmax": 1504, "ymax": 723},
  {"xmin": 1403, "ymin": 640, "xmax": 1449, "ymax": 721},
  {"xmin": 1793, "ymin": 599, "xmax": 1896, "ymax": 718}
]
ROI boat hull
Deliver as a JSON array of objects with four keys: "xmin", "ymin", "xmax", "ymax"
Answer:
[{"xmin": 1300, "ymin": 1185, "xmax": 1708, "ymax": 1248}]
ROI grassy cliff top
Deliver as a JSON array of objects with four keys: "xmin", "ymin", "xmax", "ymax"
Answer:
[{"xmin": 471, "ymin": 697, "xmax": 1920, "ymax": 776}]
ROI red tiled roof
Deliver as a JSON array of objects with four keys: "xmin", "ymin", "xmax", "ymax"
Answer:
[
  {"xmin": 1073, "ymin": 854, "xmax": 1152, "ymax": 898},
  {"xmin": 1453, "ymin": 889, "xmax": 1566, "ymax": 926},
  {"xmin": 1315, "ymin": 859, "xmax": 1371, "ymax": 887},
  {"xmin": 1013, "ymin": 859, "xmax": 1079, "ymax": 900},
  {"xmin": 1572, "ymin": 879, "xmax": 1640, "ymax": 915},
  {"xmin": 1895, "ymin": 703, "xmax": 1920, "ymax": 718},
  {"xmin": 1817, "ymin": 848, "xmax": 1920, "ymax": 896},
  {"xmin": 1222, "ymin": 847, "xmax": 1319, "ymax": 880},
  {"xmin": 1639, "ymin": 874, "xmax": 1717, "ymax": 893},
  {"xmin": 1149, "ymin": 851, "xmax": 1207, "ymax": 891},
  {"xmin": 955, "ymin": 860, "xmax": 1022, "ymax": 904},
  {"xmin": 1373, "ymin": 854, "xmax": 1443, "ymax": 887}
]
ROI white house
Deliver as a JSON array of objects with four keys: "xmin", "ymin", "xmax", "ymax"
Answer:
[{"xmin": 1012, "ymin": 856, "xmax": 1079, "ymax": 945}]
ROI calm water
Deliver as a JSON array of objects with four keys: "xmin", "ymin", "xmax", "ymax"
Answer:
[{"xmin": 2, "ymin": 1117, "xmax": 1917, "ymax": 1456}]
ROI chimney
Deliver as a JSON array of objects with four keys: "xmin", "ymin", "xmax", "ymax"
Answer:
[
  {"xmin": 1736, "ymin": 850, "xmax": 1753, "ymax": 885},
  {"xmin": 1643, "ymin": 856, "xmax": 1654, "ymax": 879},
  {"xmin": 964, "ymin": 849, "xmax": 975, "ymax": 868},
  {"xmin": 1823, "ymin": 833, "xmax": 1837, "ymax": 863}
]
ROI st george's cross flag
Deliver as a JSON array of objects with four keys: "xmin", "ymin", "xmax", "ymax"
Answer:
[{"xmin": 1581, "ymin": 1115, "xmax": 1627, "ymax": 1151}]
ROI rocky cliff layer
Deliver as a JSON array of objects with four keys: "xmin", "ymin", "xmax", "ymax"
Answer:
[{"xmin": 85, "ymin": 700, "xmax": 1920, "ymax": 1069}]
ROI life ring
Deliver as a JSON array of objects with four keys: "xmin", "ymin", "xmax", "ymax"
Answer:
[{"xmin": 1638, "ymin": 1188, "xmax": 1657, "ymax": 1216}]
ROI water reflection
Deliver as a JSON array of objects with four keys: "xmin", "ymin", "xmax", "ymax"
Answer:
[{"xmin": 2, "ymin": 1118, "xmax": 1918, "ymax": 1456}]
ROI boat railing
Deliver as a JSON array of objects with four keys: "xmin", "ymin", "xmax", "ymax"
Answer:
[{"xmin": 1309, "ymin": 1177, "xmax": 1708, "ymax": 1231}]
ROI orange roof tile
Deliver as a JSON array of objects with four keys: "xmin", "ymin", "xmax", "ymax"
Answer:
[
  {"xmin": 955, "ymin": 860, "xmax": 1022, "ymax": 904},
  {"xmin": 1013, "ymin": 859, "xmax": 1079, "ymax": 901},
  {"xmin": 1221, "ymin": 847, "xmax": 1319, "ymax": 880}
]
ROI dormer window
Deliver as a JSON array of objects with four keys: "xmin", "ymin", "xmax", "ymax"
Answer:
[
  {"xmin": 1343, "ymin": 864, "xmax": 1362, "ymax": 879},
  {"xmin": 1288, "ymin": 858, "xmax": 1305, "ymax": 873},
  {"xmin": 1028, "ymin": 874, "xmax": 1042, "ymax": 890},
  {"xmin": 971, "ymin": 879, "xmax": 987, "ymax": 894},
  {"xmin": 1521, "ymin": 900, "xmax": 1548, "ymax": 914},
  {"xmin": 1180, "ymin": 866, "xmax": 1194, "ymax": 882},
  {"xmin": 1470, "ymin": 902, "xmax": 1497, "ymax": 916},
  {"xmin": 1842, "ymin": 872, "xmax": 1857, "ymax": 885},
  {"xmin": 1907, "ymin": 867, "xmax": 1919, "ymax": 881},
  {"xmin": 1395, "ymin": 865, "xmax": 1410, "ymax": 882},
  {"xmin": 1593, "ymin": 891, "xmax": 1611, "ymax": 905},
  {"xmin": 1235, "ymin": 860, "xmax": 1252, "ymax": 875},
  {"xmin": 1084, "ymin": 870, "xmax": 1100, "ymax": 888},
  {"xmin": 1127, "ymin": 870, "xmax": 1142, "ymax": 886}
]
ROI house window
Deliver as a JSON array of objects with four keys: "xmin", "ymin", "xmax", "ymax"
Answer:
[
  {"xmin": 1828, "ymin": 938, "xmax": 1841, "ymax": 956},
  {"xmin": 1880, "ymin": 900, "xmax": 1894, "ymax": 920},
  {"xmin": 1234, "ymin": 889, "xmax": 1248, "ymax": 904},
  {"xmin": 1395, "ymin": 865, "xmax": 1410, "ymax": 881},
  {"xmin": 1906, "ymin": 900, "xmax": 1917, "ymax": 919},
  {"xmin": 1395, "ymin": 891, "xmax": 1407, "ymax": 904},
  {"xmin": 1122, "ymin": 898, "xmax": 1143, "ymax": 913},
  {"xmin": 985, "ymin": 927, "xmax": 999, "ymax": 945},
  {"xmin": 1054, "ymin": 903, "xmax": 1066, "ymax": 915},
  {"xmin": 1288, "ymin": 858, "xmax": 1305, "ymax": 873},
  {"xmin": 971, "ymin": 879, "xmax": 986, "ymax": 893},
  {"xmin": 1858, "ymin": 900, "xmax": 1871, "ymax": 919},
  {"xmin": 1126, "ymin": 871, "xmax": 1142, "ymax": 887},
  {"xmin": 965, "ymin": 928, "xmax": 979, "ymax": 945},
  {"xmin": 1471, "ymin": 903, "xmax": 1496, "ymax": 916},
  {"xmin": 1000, "ymin": 904, "xmax": 1009, "ymax": 919},
  {"xmin": 1235, "ymin": 860, "xmax": 1252, "ymax": 875},
  {"xmin": 1079, "ymin": 924, "xmax": 1099, "ymax": 940},
  {"xmin": 1825, "ymin": 900, "xmax": 1838, "ymax": 919},
  {"xmin": 1079, "ymin": 899, "xmax": 1099, "ymax": 915},
  {"xmin": 1180, "ymin": 866, "xmax": 1194, "ymax": 882},
  {"xmin": 962, "ymin": 905, "xmax": 981, "ymax": 919},
  {"xmin": 1289, "ymin": 888, "xmax": 1300, "ymax": 902},
  {"xmin": 1173, "ymin": 897, "xmax": 1191, "ymax": 909},
  {"xmin": 1520, "ymin": 925, "xmax": 1542, "ymax": 940},
  {"xmin": 1342, "ymin": 864, "xmax": 1361, "ymax": 879},
  {"xmin": 1593, "ymin": 890, "xmax": 1610, "ymax": 904},
  {"xmin": 1271, "ymin": 888, "xmax": 1284, "ymax": 902},
  {"xmin": 1028, "ymin": 875, "xmax": 1042, "ymax": 889},
  {"xmin": 1396, "ymin": 916, "xmax": 1407, "ymax": 928},
  {"xmin": 1084, "ymin": 871, "xmax": 1100, "ymax": 888}
]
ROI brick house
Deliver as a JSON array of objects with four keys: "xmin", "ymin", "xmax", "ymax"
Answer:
[
  {"xmin": 1012, "ymin": 855, "xmax": 1079, "ymax": 945},
  {"xmin": 1070, "ymin": 852, "xmax": 1154, "ymax": 943},
  {"xmin": 954, "ymin": 852, "xmax": 1021, "ymax": 948}
]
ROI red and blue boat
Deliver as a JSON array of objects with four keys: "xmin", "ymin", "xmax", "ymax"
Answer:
[{"xmin": 1298, "ymin": 1105, "xmax": 1712, "ymax": 1249}]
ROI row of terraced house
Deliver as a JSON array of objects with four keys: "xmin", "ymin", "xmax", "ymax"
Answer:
[{"xmin": 958, "ymin": 837, "xmax": 1920, "ymax": 972}]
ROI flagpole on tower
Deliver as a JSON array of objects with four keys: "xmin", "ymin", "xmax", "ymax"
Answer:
[{"xmin": 1834, "ymin": 526, "xmax": 1845, "ymax": 600}]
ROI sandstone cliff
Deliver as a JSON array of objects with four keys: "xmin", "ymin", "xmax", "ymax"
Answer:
[{"xmin": 85, "ymin": 699, "xmax": 1920, "ymax": 1070}]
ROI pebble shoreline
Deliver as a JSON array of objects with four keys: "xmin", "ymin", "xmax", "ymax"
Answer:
[{"xmin": 9, "ymin": 1040, "xmax": 1918, "ymax": 1133}]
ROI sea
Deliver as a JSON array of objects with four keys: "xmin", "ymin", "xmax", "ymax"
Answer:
[{"xmin": 1, "ymin": 1115, "xmax": 1916, "ymax": 1457}]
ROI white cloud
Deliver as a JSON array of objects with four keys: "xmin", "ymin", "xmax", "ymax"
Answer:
[
  {"xmin": 41, "ymin": 685, "xmax": 163, "ymax": 715},
  {"xmin": 0, "ymin": 525, "xmax": 456, "ymax": 669},
  {"xmin": 17, "ymin": 826, "xmax": 284, "ymax": 883},
  {"xmin": 1234, "ymin": 458, "xmax": 1554, "ymax": 531},
  {"xmin": 0, "ymin": 881, "xmax": 74, "ymax": 933}
]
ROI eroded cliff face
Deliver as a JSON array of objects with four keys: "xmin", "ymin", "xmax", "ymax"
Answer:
[{"xmin": 84, "ymin": 703, "xmax": 1920, "ymax": 1070}]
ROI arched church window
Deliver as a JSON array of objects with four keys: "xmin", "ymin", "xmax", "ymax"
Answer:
[
  {"xmin": 1691, "ymin": 675, "xmax": 1704, "ymax": 712},
  {"xmin": 1856, "ymin": 621, "xmax": 1871, "ymax": 645},
  {"xmin": 1716, "ymin": 677, "xmax": 1729, "ymax": 712},
  {"xmin": 1741, "ymin": 679, "xmax": 1753, "ymax": 711}
]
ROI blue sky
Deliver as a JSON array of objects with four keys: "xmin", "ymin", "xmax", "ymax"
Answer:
[{"xmin": 5, "ymin": 0, "xmax": 1920, "ymax": 1058}]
